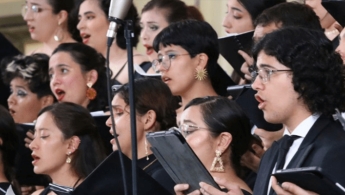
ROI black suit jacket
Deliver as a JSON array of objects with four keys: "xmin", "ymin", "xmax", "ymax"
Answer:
[{"xmin": 253, "ymin": 115, "xmax": 345, "ymax": 195}]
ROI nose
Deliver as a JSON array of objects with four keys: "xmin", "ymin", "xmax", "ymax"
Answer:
[
  {"xmin": 222, "ymin": 14, "xmax": 232, "ymax": 32},
  {"xmin": 251, "ymin": 75, "xmax": 264, "ymax": 91},
  {"xmin": 23, "ymin": 8, "xmax": 34, "ymax": 21},
  {"xmin": 29, "ymin": 135, "xmax": 38, "ymax": 151},
  {"xmin": 140, "ymin": 26, "xmax": 148, "ymax": 41},
  {"xmin": 7, "ymin": 93, "xmax": 16, "ymax": 105},
  {"xmin": 106, "ymin": 116, "xmax": 112, "ymax": 127},
  {"xmin": 50, "ymin": 73, "xmax": 60, "ymax": 87},
  {"xmin": 77, "ymin": 17, "xmax": 84, "ymax": 31}
]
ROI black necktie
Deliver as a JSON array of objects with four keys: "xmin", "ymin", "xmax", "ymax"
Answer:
[
  {"xmin": 276, "ymin": 135, "xmax": 300, "ymax": 170},
  {"xmin": 269, "ymin": 135, "xmax": 300, "ymax": 195}
]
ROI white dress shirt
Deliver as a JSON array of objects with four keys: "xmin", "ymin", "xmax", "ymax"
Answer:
[{"xmin": 266, "ymin": 114, "xmax": 320, "ymax": 195}]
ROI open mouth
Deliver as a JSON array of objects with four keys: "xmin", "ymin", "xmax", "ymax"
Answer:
[
  {"xmin": 31, "ymin": 154, "xmax": 40, "ymax": 165},
  {"xmin": 255, "ymin": 94, "xmax": 266, "ymax": 109},
  {"xmin": 80, "ymin": 33, "xmax": 91, "ymax": 44},
  {"xmin": 55, "ymin": 89, "xmax": 66, "ymax": 101},
  {"xmin": 162, "ymin": 77, "xmax": 171, "ymax": 83},
  {"xmin": 144, "ymin": 45, "xmax": 154, "ymax": 56},
  {"xmin": 8, "ymin": 108, "xmax": 15, "ymax": 115},
  {"xmin": 28, "ymin": 25, "xmax": 35, "ymax": 33}
]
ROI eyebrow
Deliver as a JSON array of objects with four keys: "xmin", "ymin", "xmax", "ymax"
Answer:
[
  {"xmin": 111, "ymin": 105, "xmax": 123, "ymax": 110},
  {"xmin": 258, "ymin": 64, "xmax": 276, "ymax": 69},
  {"xmin": 231, "ymin": 7, "xmax": 243, "ymax": 12},
  {"xmin": 182, "ymin": 119, "xmax": 196, "ymax": 125},
  {"xmin": 49, "ymin": 64, "xmax": 70, "ymax": 71},
  {"xmin": 34, "ymin": 127, "xmax": 49, "ymax": 132}
]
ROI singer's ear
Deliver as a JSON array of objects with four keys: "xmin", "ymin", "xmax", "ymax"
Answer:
[
  {"xmin": 56, "ymin": 10, "xmax": 68, "ymax": 26},
  {"xmin": 86, "ymin": 69, "xmax": 98, "ymax": 86},
  {"xmin": 196, "ymin": 53, "xmax": 208, "ymax": 70}
]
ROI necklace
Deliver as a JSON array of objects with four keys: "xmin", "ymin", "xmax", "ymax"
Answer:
[{"xmin": 143, "ymin": 159, "xmax": 158, "ymax": 170}]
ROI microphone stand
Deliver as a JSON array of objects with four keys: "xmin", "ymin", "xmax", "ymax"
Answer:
[{"xmin": 106, "ymin": 18, "xmax": 137, "ymax": 195}]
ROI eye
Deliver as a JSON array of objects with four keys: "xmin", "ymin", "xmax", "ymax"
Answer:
[
  {"xmin": 167, "ymin": 54, "xmax": 177, "ymax": 60},
  {"xmin": 86, "ymin": 15, "xmax": 95, "ymax": 20},
  {"xmin": 149, "ymin": 25, "xmax": 159, "ymax": 31},
  {"xmin": 32, "ymin": 5, "xmax": 42, "ymax": 13},
  {"xmin": 61, "ymin": 68, "xmax": 69, "ymax": 74},
  {"xmin": 17, "ymin": 89, "xmax": 28, "ymax": 97},
  {"xmin": 40, "ymin": 135, "xmax": 49, "ymax": 139}
]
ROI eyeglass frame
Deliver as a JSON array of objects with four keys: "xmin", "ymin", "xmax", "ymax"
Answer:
[
  {"xmin": 21, "ymin": 4, "xmax": 52, "ymax": 18},
  {"xmin": 178, "ymin": 123, "xmax": 208, "ymax": 137},
  {"xmin": 250, "ymin": 67, "xmax": 292, "ymax": 83},
  {"xmin": 151, "ymin": 53, "xmax": 192, "ymax": 72}
]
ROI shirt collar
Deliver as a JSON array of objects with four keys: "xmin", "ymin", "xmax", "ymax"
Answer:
[{"xmin": 283, "ymin": 114, "xmax": 320, "ymax": 138}]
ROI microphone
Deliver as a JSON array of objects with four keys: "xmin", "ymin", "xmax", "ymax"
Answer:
[{"xmin": 107, "ymin": 0, "xmax": 133, "ymax": 39}]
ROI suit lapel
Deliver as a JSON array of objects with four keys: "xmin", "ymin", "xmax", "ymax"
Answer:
[
  {"xmin": 254, "ymin": 141, "xmax": 279, "ymax": 194},
  {"xmin": 287, "ymin": 115, "xmax": 330, "ymax": 168}
]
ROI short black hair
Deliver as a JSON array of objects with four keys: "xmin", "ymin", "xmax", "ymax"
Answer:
[
  {"xmin": 52, "ymin": 43, "xmax": 108, "ymax": 112},
  {"xmin": 153, "ymin": 19, "xmax": 226, "ymax": 95},
  {"xmin": 254, "ymin": 2, "xmax": 322, "ymax": 31},
  {"xmin": 253, "ymin": 27, "xmax": 345, "ymax": 115},
  {"xmin": 185, "ymin": 96, "xmax": 251, "ymax": 176},
  {"xmin": 2, "ymin": 53, "xmax": 54, "ymax": 99}
]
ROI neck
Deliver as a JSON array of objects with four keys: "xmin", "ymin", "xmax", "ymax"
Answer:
[
  {"xmin": 284, "ymin": 105, "xmax": 312, "ymax": 133},
  {"xmin": 180, "ymin": 81, "xmax": 217, "ymax": 108},
  {"xmin": 0, "ymin": 163, "xmax": 9, "ymax": 183},
  {"xmin": 102, "ymin": 43, "xmax": 127, "ymax": 61},
  {"xmin": 42, "ymin": 35, "xmax": 76, "ymax": 56},
  {"xmin": 50, "ymin": 168, "xmax": 82, "ymax": 188}
]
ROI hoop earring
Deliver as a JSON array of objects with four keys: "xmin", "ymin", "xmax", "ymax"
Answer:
[
  {"xmin": 145, "ymin": 138, "xmax": 149, "ymax": 160},
  {"xmin": 86, "ymin": 82, "xmax": 97, "ymax": 100},
  {"xmin": 210, "ymin": 150, "xmax": 225, "ymax": 172},
  {"xmin": 66, "ymin": 151, "xmax": 72, "ymax": 164},
  {"xmin": 54, "ymin": 22, "xmax": 64, "ymax": 42},
  {"xmin": 195, "ymin": 67, "xmax": 208, "ymax": 81}
]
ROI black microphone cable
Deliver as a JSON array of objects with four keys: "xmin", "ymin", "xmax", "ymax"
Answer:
[{"xmin": 106, "ymin": 36, "xmax": 128, "ymax": 195}]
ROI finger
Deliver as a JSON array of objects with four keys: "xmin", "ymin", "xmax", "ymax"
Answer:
[
  {"xmin": 188, "ymin": 189, "xmax": 201, "ymax": 195},
  {"xmin": 238, "ymin": 50, "xmax": 253, "ymax": 65},
  {"xmin": 174, "ymin": 184, "xmax": 189, "ymax": 195},
  {"xmin": 199, "ymin": 182, "xmax": 227, "ymax": 195},
  {"xmin": 271, "ymin": 176, "xmax": 292, "ymax": 195},
  {"xmin": 281, "ymin": 182, "xmax": 318, "ymax": 195},
  {"xmin": 26, "ymin": 130, "xmax": 34, "ymax": 139}
]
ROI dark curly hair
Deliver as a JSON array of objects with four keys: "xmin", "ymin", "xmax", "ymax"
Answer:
[
  {"xmin": 252, "ymin": 27, "xmax": 345, "ymax": 115},
  {"xmin": 2, "ymin": 53, "xmax": 54, "ymax": 99},
  {"xmin": 37, "ymin": 102, "xmax": 106, "ymax": 179},
  {"xmin": 184, "ymin": 96, "xmax": 252, "ymax": 176},
  {"xmin": 115, "ymin": 78, "xmax": 177, "ymax": 130},
  {"xmin": 52, "ymin": 43, "xmax": 108, "ymax": 112},
  {"xmin": 48, "ymin": 0, "xmax": 82, "ymax": 42}
]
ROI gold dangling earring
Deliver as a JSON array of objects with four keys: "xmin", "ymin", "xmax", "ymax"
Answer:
[
  {"xmin": 54, "ymin": 22, "xmax": 64, "ymax": 42},
  {"xmin": 195, "ymin": 67, "xmax": 208, "ymax": 81},
  {"xmin": 86, "ymin": 82, "xmax": 97, "ymax": 100},
  {"xmin": 210, "ymin": 149, "xmax": 225, "ymax": 172},
  {"xmin": 66, "ymin": 151, "xmax": 72, "ymax": 164},
  {"xmin": 145, "ymin": 138, "xmax": 149, "ymax": 160}
]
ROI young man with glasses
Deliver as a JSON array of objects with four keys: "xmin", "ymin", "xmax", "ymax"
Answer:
[{"xmin": 199, "ymin": 26, "xmax": 345, "ymax": 195}]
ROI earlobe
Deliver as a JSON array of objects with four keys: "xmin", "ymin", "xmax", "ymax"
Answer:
[
  {"xmin": 87, "ymin": 69, "xmax": 98, "ymax": 85},
  {"xmin": 143, "ymin": 110, "xmax": 157, "ymax": 131},
  {"xmin": 57, "ymin": 10, "xmax": 68, "ymax": 25},
  {"xmin": 197, "ymin": 53, "xmax": 209, "ymax": 69},
  {"xmin": 68, "ymin": 136, "xmax": 81, "ymax": 154},
  {"xmin": 217, "ymin": 132, "xmax": 232, "ymax": 151}
]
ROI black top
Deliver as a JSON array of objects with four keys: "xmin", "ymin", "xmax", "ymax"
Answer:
[
  {"xmin": 0, "ymin": 183, "xmax": 10, "ymax": 195},
  {"xmin": 137, "ymin": 154, "xmax": 176, "ymax": 194}
]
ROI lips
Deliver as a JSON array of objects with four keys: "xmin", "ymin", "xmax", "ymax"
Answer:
[
  {"xmin": 28, "ymin": 25, "xmax": 35, "ymax": 33},
  {"xmin": 162, "ymin": 76, "xmax": 171, "ymax": 84},
  {"xmin": 8, "ymin": 108, "xmax": 15, "ymax": 116},
  {"xmin": 54, "ymin": 89, "xmax": 65, "ymax": 101},
  {"xmin": 144, "ymin": 45, "xmax": 154, "ymax": 56},
  {"xmin": 32, "ymin": 154, "xmax": 40, "ymax": 165},
  {"xmin": 255, "ymin": 94, "xmax": 266, "ymax": 109},
  {"xmin": 80, "ymin": 33, "xmax": 91, "ymax": 44}
]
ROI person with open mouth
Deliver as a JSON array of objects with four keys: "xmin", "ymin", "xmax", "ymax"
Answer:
[
  {"xmin": 29, "ymin": 102, "xmax": 106, "ymax": 195},
  {"xmin": 76, "ymin": 0, "xmax": 149, "ymax": 85},
  {"xmin": 49, "ymin": 43, "xmax": 108, "ymax": 112},
  {"xmin": 3, "ymin": 54, "xmax": 55, "ymax": 124},
  {"xmin": 22, "ymin": 0, "xmax": 79, "ymax": 56}
]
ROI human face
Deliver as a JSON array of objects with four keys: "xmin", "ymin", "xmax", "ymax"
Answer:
[
  {"xmin": 180, "ymin": 105, "xmax": 217, "ymax": 169},
  {"xmin": 77, "ymin": 0, "xmax": 109, "ymax": 53},
  {"xmin": 23, "ymin": 0, "xmax": 59, "ymax": 42},
  {"xmin": 252, "ymin": 51, "xmax": 301, "ymax": 127},
  {"xmin": 140, "ymin": 8, "xmax": 170, "ymax": 61},
  {"xmin": 106, "ymin": 94, "xmax": 145, "ymax": 158},
  {"xmin": 336, "ymin": 29, "xmax": 345, "ymax": 64},
  {"xmin": 29, "ymin": 112, "xmax": 70, "ymax": 176},
  {"xmin": 222, "ymin": 0, "xmax": 254, "ymax": 34},
  {"xmin": 253, "ymin": 23, "xmax": 279, "ymax": 43},
  {"xmin": 157, "ymin": 45, "xmax": 199, "ymax": 96},
  {"xmin": 49, "ymin": 52, "xmax": 90, "ymax": 108},
  {"xmin": 7, "ymin": 77, "xmax": 46, "ymax": 123}
]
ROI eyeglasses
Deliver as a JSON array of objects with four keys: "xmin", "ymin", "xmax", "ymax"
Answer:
[
  {"xmin": 151, "ymin": 53, "xmax": 191, "ymax": 72},
  {"xmin": 178, "ymin": 123, "xmax": 208, "ymax": 137},
  {"xmin": 251, "ymin": 67, "xmax": 292, "ymax": 83},
  {"xmin": 21, "ymin": 4, "xmax": 51, "ymax": 17}
]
